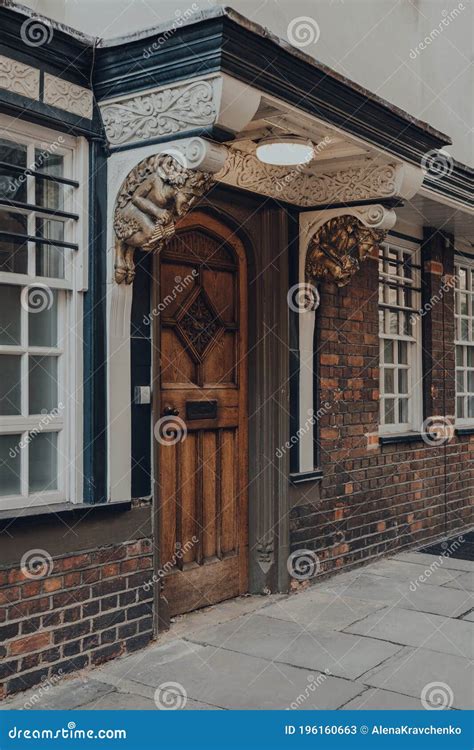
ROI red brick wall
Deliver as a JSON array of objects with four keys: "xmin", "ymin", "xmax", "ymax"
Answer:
[
  {"xmin": 0, "ymin": 539, "xmax": 153, "ymax": 699},
  {"xmin": 290, "ymin": 237, "xmax": 474, "ymax": 572}
]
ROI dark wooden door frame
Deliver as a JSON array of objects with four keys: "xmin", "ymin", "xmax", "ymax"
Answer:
[{"xmin": 151, "ymin": 194, "xmax": 290, "ymax": 633}]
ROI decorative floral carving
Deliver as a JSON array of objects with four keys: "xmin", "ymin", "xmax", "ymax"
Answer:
[
  {"xmin": 100, "ymin": 81, "xmax": 217, "ymax": 146},
  {"xmin": 43, "ymin": 73, "xmax": 93, "ymax": 119},
  {"xmin": 177, "ymin": 288, "xmax": 223, "ymax": 360},
  {"xmin": 0, "ymin": 55, "xmax": 39, "ymax": 100},
  {"xmin": 113, "ymin": 153, "xmax": 214, "ymax": 284},
  {"xmin": 305, "ymin": 215, "xmax": 387, "ymax": 287},
  {"xmin": 217, "ymin": 149, "xmax": 401, "ymax": 206}
]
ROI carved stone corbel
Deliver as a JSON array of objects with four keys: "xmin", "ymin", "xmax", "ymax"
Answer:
[
  {"xmin": 303, "ymin": 205, "xmax": 396, "ymax": 287},
  {"xmin": 113, "ymin": 139, "xmax": 227, "ymax": 284}
]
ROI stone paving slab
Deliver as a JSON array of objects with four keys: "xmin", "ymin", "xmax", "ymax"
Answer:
[
  {"xmin": 441, "ymin": 571, "xmax": 474, "ymax": 593},
  {"xmin": 341, "ymin": 687, "xmax": 429, "ymax": 710},
  {"xmin": 344, "ymin": 606, "xmax": 473, "ymax": 659},
  {"xmin": 186, "ymin": 613, "xmax": 402, "ymax": 681},
  {"xmin": 95, "ymin": 641, "xmax": 363, "ymax": 710},
  {"xmin": 362, "ymin": 646, "xmax": 473, "ymax": 710},
  {"xmin": 258, "ymin": 591, "xmax": 387, "ymax": 631},
  {"xmin": 394, "ymin": 552, "xmax": 474, "ymax": 573},
  {"xmin": 363, "ymin": 558, "xmax": 465, "ymax": 587},
  {"xmin": 0, "ymin": 678, "xmax": 114, "ymax": 711},
  {"xmin": 320, "ymin": 572, "xmax": 473, "ymax": 617}
]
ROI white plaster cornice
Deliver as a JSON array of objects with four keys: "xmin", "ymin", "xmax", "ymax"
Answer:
[
  {"xmin": 99, "ymin": 74, "xmax": 261, "ymax": 148},
  {"xmin": 0, "ymin": 55, "xmax": 40, "ymax": 100},
  {"xmin": 216, "ymin": 148, "xmax": 424, "ymax": 207}
]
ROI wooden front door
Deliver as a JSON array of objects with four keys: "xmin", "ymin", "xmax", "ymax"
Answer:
[{"xmin": 155, "ymin": 211, "xmax": 248, "ymax": 618}]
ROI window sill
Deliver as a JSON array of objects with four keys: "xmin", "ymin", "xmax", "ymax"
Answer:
[
  {"xmin": 0, "ymin": 501, "xmax": 131, "ymax": 524},
  {"xmin": 290, "ymin": 469, "xmax": 323, "ymax": 485},
  {"xmin": 379, "ymin": 432, "xmax": 425, "ymax": 446},
  {"xmin": 455, "ymin": 426, "xmax": 474, "ymax": 436}
]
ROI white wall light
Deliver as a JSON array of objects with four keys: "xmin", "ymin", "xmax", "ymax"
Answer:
[{"xmin": 256, "ymin": 136, "xmax": 314, "ymax": 166}]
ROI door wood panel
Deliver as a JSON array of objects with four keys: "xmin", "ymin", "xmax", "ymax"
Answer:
[{"xmin": 156, "ymin": 212, "xmax": 248, "ymax": 617}]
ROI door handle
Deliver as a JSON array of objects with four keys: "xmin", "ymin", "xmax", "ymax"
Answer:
[{"xmin": 162, "ymin": 405, "xmax": 180, "ymax": 417}]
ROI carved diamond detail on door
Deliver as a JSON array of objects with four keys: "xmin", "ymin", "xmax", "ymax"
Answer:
[{"xmin": 176, "ymin": 286, "xmax": 224, "ymax": 361}]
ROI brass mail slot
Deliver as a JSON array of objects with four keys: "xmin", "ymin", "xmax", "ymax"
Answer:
[{"xmin": 186, "ymin": 400, "xmax": 218, "ymax": 420}]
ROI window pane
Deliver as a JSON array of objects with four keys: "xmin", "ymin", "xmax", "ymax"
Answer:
[
  {"xmin": 388, "ymin": 311, "xmax": 398, "ymax": 334},
  {"xmin": 384, "ymin": 369, "xmax": 394, "ymax": 393},
  {"xmin": 457, "ymin": 396, "xmax": 464, "ymax": 418},
  {"xmin": 468, "ymin": 397, "xmax": 474, "ymax": 419},
  {"xmin": 398, "ymin": 341, "xmax": 408, "ymax": 364},
  {"xmin": 28, "ymin": 356, "xmax": 58, "ymax": 414},
  {"xmin": 399, "ymin": 399, "xmax": 408, "ymax": 423},
  {"xmin": 0, "ymin": 285, "xmax": 21, "ymax": 345},
  {"xmin": 35, "ymin": 151, "xmax": 64, "ymax": 210},
  {"xmin": 384, "ymin": 399, "xmax": 395, "ymax": 424},
  {"xmin": 468, "ymin": 348, "xmax": 474, "ymax": 367},
  {"xmin": 468, "ymin": 371, "xmax": 474, "ymax": 393},
  {"xmin": 461, "ymin": 319, "xmax": 469, "ymax": 340},
  {"xmin": 36, "ymin": 245, "xmax": 65, "ymax": 279},
  {"xmin": 28, "ymin": 292, "xmax": 57, "ymax": 347},
  {"xmin": 383, "ymin": 340, "xmax": 393, "ymax": 364},
  {"xmin": 456, "ymin": 370, "xmax": 465, "ymax": 392},
  {"xmin": 398, "ymin": 369, "xmax": 408, "ymax": 394},
  {"xmin": 460, "ymin": 294, "xmax": 468, "ymax": 316},
  {"xmin": 0, "ymin": 211, "xmax": 28, "ymax": 274},
  {"xmin": 0, "ymin": 433, "xmax": 21, "ymax": 496},
  {"xmin": 29, "ymin": 432, "xmax": 57, "ymax": 492},
  {"xmin": 0, "ymin": 354, "xmax": 22, "ymax": 415},
  {"xmin": 35, "ymin": 219, "xmax": 65, "ymax": 279},
  {"xmin": 456, "ymin": 347, "xmax": 463, "ymax": 367},
  {"xmin": 0, "ymin": 139, "xmax": 27, "ymax": 203}
]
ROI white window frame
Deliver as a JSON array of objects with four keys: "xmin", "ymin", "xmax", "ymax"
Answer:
[
  {"xmin": 0, "ymin": 115, "xmax": 88, "ymax": 510},
  {"xmin": 379, "ymin": 236, "xmax": 422, "ymax": 435},
  {"xmin": 455, "ymin": 254, "xmax": 474, "ymax": 426}
]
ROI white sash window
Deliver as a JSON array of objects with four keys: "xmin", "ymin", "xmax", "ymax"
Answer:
[
  {"xmin": 455, "ymin": 256, "xmax": 474, "ymax": 424},
  {"xmin": 0, "ymin": 117, "xmax": 87, "ymax": 510},
  {"xmin": 379, "ymin": 238, "xmax": 422, "ymax": 433}
]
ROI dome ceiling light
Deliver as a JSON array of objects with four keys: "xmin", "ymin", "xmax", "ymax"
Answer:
[{"xmin": 255, "ymin": 135, "xmax": 315, "ymax": 166}]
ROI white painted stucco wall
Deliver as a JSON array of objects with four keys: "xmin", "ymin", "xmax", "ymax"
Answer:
[{"xmin": 21, "ymin": 0, "xmax": 473, "ymax": 166}]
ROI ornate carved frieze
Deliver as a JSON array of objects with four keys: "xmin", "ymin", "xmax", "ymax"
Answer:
[
  {"xmin": 100, "ymin": 75, "xmax": 261, "ymax": 148},
  {"xmin": 43, "ymin": 73, "xmax": 93, "ymax": 119},
  {"xmin": 217, "ymin": 149, "xmax": 423, "ymax": 206},
  {"xmin": 101, "ymin": 80, "xmax": 218, "ymax": 146},
  {"xmin": 0, "ymin": 55, "xmax": 39, "ymax": 100},
  {"xmin": 302, "ymin": 205, "xmax": 396, "ymax": 287}
]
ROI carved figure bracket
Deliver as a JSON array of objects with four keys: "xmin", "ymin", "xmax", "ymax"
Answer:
[
  {"xmin": 113, "ymin": 153, "xmax": 214, "ymax": 284},
  {"xmin": 305, "ymin": 213, "xmax": 388, "ymax": 288}
]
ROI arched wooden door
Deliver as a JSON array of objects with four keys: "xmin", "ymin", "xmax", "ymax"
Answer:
[{"xmin": 155, "ymin": 211, "xmax": 248, "ymax": 617}]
